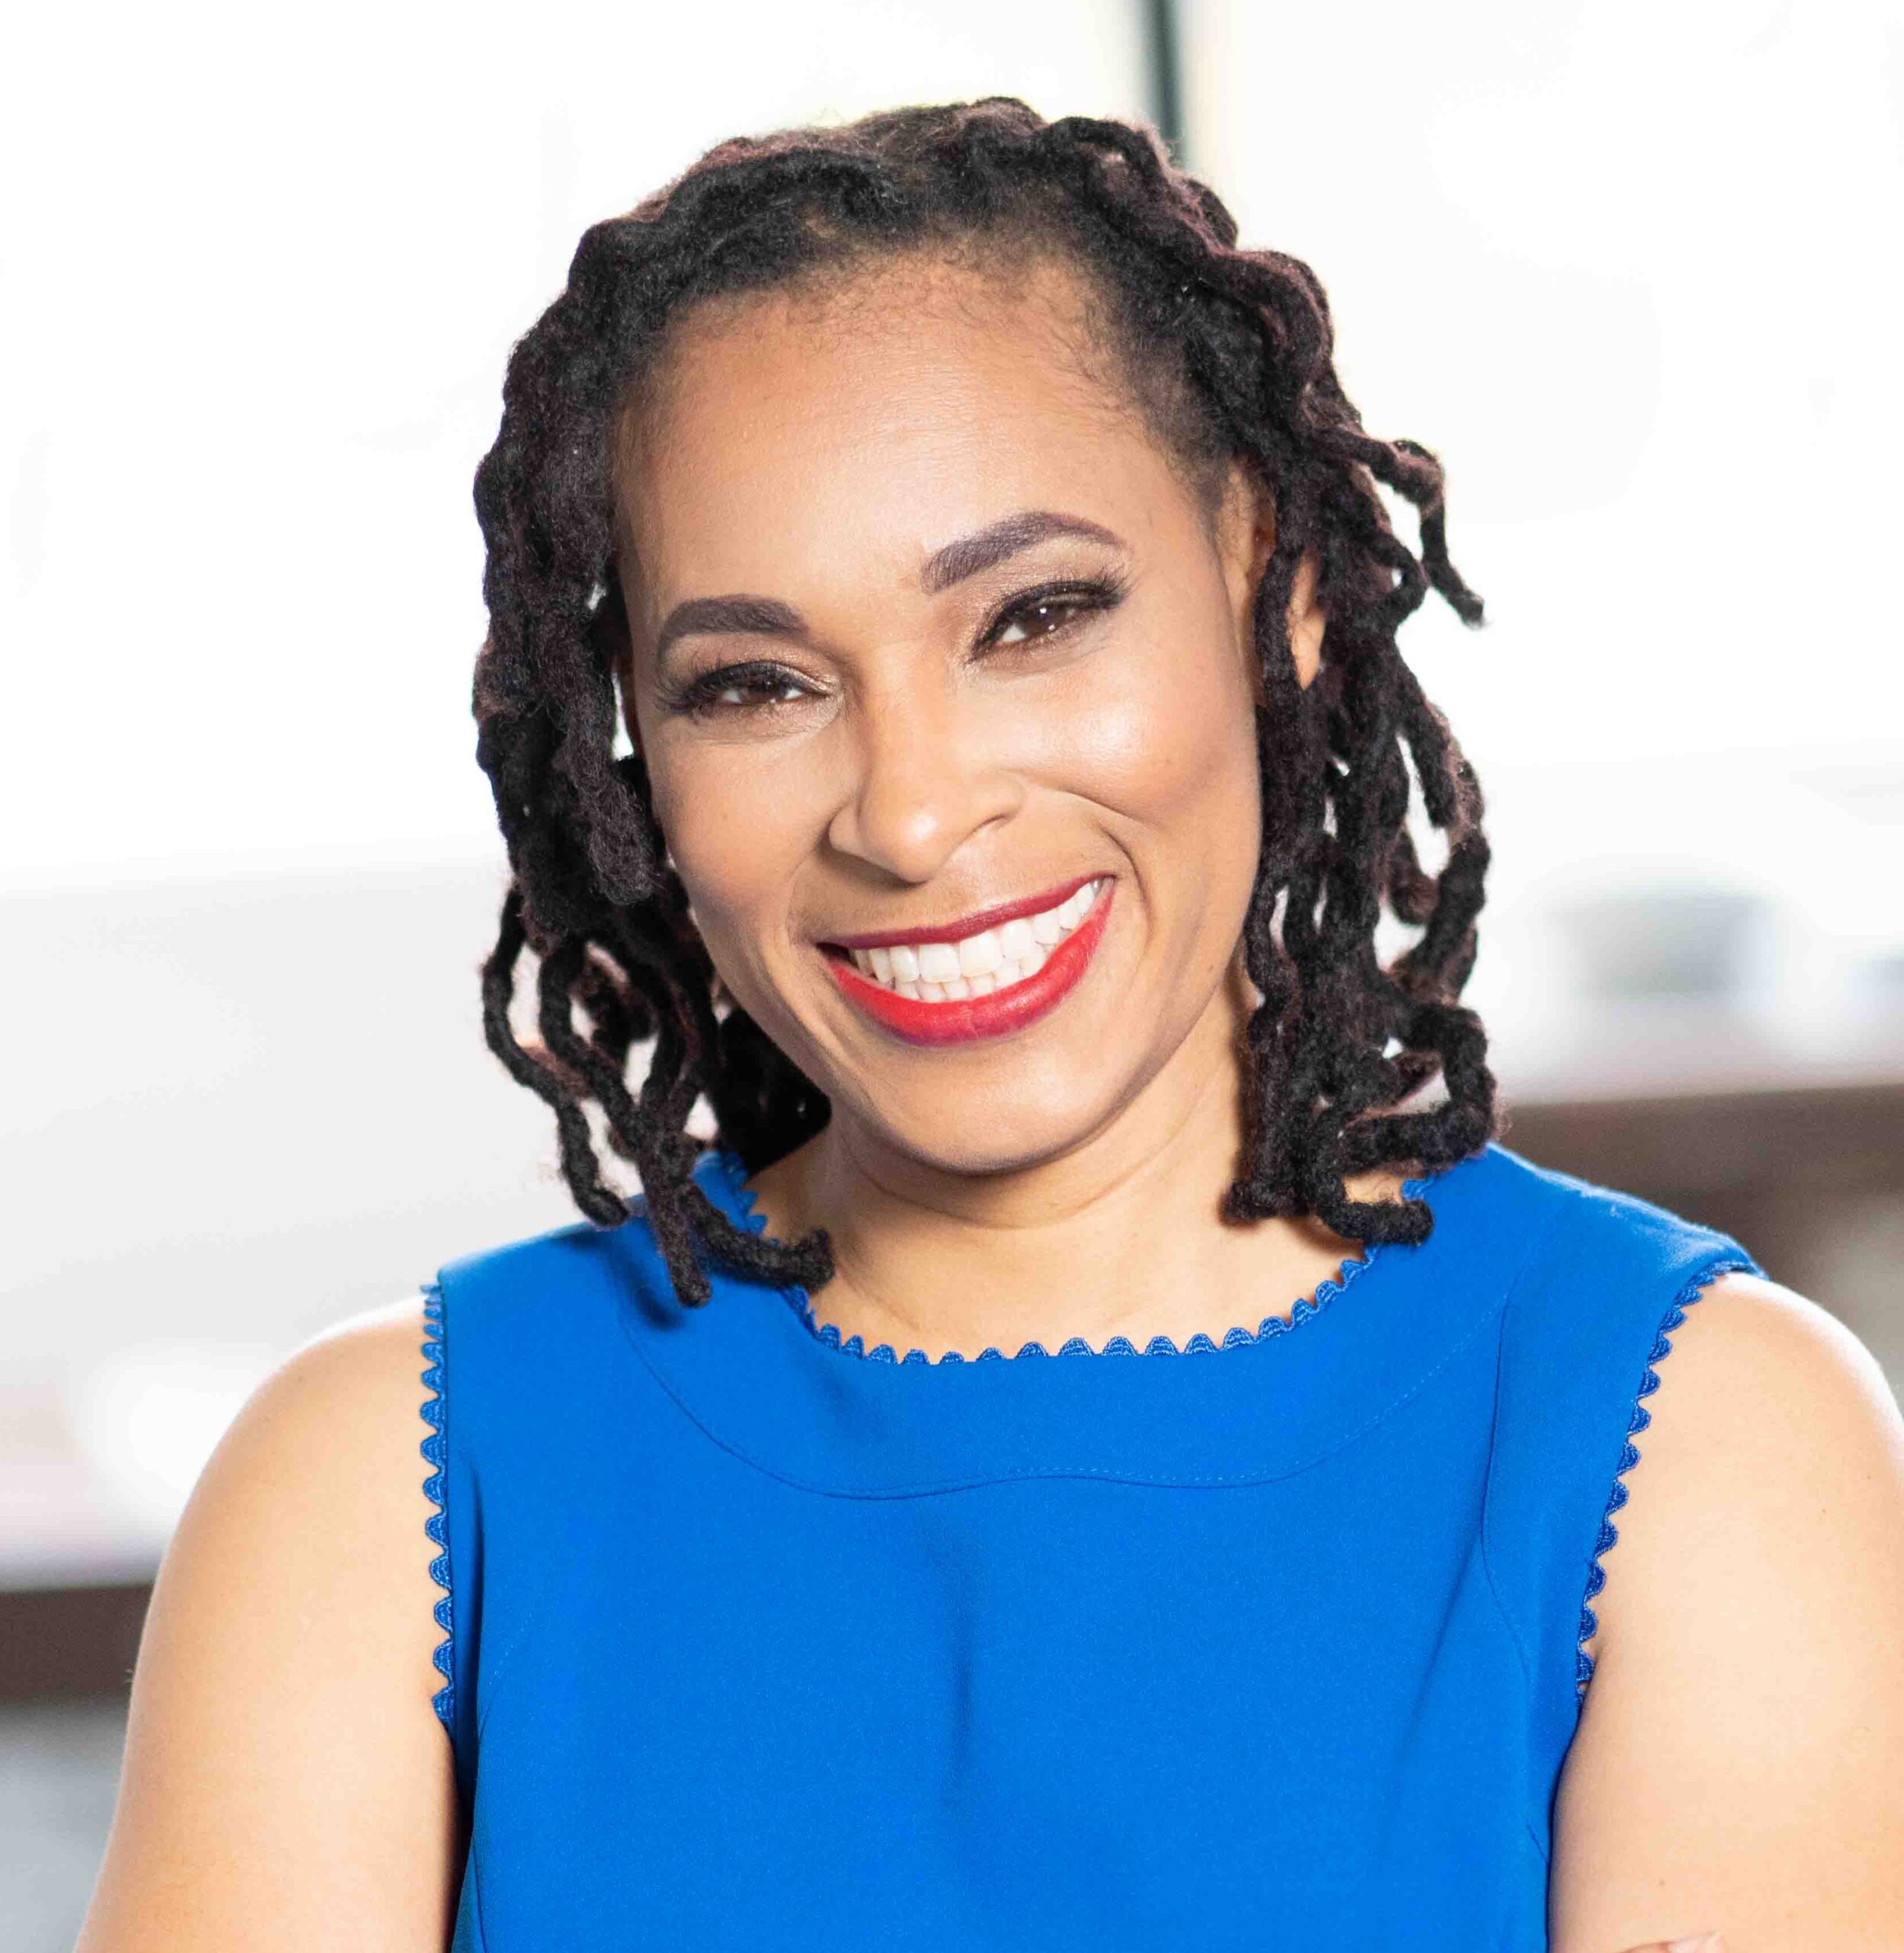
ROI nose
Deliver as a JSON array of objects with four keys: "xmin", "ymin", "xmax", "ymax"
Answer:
[{"xmin": 824, "ymin": 677, "xmax": 1024, "ymax": 884}]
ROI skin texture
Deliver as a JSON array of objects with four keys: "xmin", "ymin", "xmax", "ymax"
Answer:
[{"xmin": 76, "ymin": 252, "xmax": 1904, "ymax": 1950}]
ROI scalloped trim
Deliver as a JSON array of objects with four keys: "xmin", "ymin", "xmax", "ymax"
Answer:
[
  {"xmin": 420, "ymin": 1282, "xmax": 455, "ymax": 1733},
  {"xmin": 712, "ymin": 1147, "xmax": 1430, "ymax": 1366},
  {"xmin": 1574, "ymin": 1255, "xmax": 1757, "ymax": 1707}
]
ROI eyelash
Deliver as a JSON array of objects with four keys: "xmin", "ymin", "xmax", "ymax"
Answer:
[{"xmin": 658, "ymin": 573, "xmax": 1131, "ymax": 721}]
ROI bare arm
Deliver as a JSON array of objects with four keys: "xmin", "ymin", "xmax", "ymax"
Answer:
[
  {"xmin": 1550, "ymin": 1273, "xmax": 1904, "ymax": 1952},
  {"xmin": 75, "ymin": 1293, "xmax": 461, "ymax": 1951}
]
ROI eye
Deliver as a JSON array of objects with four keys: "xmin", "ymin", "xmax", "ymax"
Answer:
[
  {"xmin": 665, "ymin": 660, "xmax": 817, "ymax": 719},
  {"xmin": 979, "ymin": 575, "xmax": 1129, "ymax": 651}
]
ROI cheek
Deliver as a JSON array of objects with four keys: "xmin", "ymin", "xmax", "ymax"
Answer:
[
  {"xmin": 1043, "ymin": 616, "xmax": 1261, "ymax": 860},
  {"xmin": 1035, "ymin": 613, "xmax": 1262, "ymax": 1001},
  {"xmin": 645, "ymin": 739, "xmax": 823, "ymax": 981}
]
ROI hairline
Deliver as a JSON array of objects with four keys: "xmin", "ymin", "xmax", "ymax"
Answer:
[{"xmin": 608, "ymin": 230, "xmax": 1240, "ymax": 596}]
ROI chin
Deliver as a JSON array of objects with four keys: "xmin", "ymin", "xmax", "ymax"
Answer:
[{"xmin": 831, "ymin": 1074, "xmax": 1127, "ymax": 1181}]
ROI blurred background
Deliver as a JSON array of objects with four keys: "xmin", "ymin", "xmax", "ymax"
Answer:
[{"xmin": 4, "ymin": 0, "xmax": 1902, "ymax": 1942}]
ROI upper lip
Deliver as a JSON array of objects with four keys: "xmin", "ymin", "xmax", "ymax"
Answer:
[{"xmin": 818, "ymin": 873, "xmax": 1104, "ymax": 951}]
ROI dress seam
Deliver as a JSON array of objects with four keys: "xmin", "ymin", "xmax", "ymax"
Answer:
[
  {"xmin": 1476, "ymin": 1308, "xmax": 1536, "ymax": 1704},
  {"xmin": 1472, "ymin": 1196, "xmax": 1578, "ymax": 1868},
  {"xmin": 468, "ymin": 1829, "xmax": 493, "ymax": 1950},
  {"xmin": 618, "ymin": 1260, "xmax": 1517, "ymax": 1500},
  {"xmin": 1475, "ymin": 1195, "xmax": 1575, "ymax": 1705}
]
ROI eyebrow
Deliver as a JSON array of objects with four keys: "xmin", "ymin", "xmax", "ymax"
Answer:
[
  {"xmin": 918, "ymin": 509, "xmax": 1126, "ymax": 594},
  {"xmin": 651, "ymin": 594, "xmax": 805, "ymax": 664},
  {"xmin": 648, "ymin": 509, "xmax": 1127, "ymax": 664}
]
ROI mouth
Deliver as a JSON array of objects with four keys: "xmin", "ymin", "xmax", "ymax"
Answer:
[{"xmin": 817, "ymin": 876, "xmax": 1114, "ymax": 1048}]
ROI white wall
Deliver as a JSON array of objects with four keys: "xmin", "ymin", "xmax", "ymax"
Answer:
[
  {"xmin": 1182, "ymin": 0, "xmax": 1904, "ymax": 771},
  {"xmin": 0, "ymin": 0, "xmax": 1147, "ymax": 881}
]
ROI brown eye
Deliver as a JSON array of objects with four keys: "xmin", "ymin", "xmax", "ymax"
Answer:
[
  {"xmin": 665, "ymin": 659, "xmax": 818, "ymax": 719},
  {"xmin": 981, "ymin": 575, "xmax": 1128, "ymax": 651},
  {"xmin": 989, "ymin": 597, "xmax": 1085, "ymax": 646},
  {"xmin": 709, "ymin": 674, "xmax": 806, "ymax": 709}
]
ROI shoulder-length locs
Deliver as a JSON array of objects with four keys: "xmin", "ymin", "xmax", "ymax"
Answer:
[{"xmin": 470, "ymin": 97, "xmax": 1496, "ymax": 1308}]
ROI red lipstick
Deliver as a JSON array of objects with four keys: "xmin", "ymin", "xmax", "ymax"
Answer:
[
  {"xmin": 821, "ymin": 878, "xmax": 1114, "ymax": 1047},
  {"xmin": 822, "ymin": 873, "xmax": 1100, "ymax": 953}
]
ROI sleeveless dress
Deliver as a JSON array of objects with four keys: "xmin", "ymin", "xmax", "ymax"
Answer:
[{"xmin": 418, "ymin": 1139, "xmax": 1760, "ymax": 1950}]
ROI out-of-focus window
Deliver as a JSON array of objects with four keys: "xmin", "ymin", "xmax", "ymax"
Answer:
[
  {"xmin": 0, "ymin": 0, "xmax": 1150, "ymax": 1588},
  {"xmin": 1186, "ymin": 0, "xmax": 1902, "ymax": 763},
  {"xmin": 1, "ymin": 0, "xmax": 1148, "ymax": 882},
  {"xmin": 1181, "ymin": 0, "xmax": 1904, "ymax": 1093}
]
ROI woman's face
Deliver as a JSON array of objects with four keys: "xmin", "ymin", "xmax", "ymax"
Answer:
[{"xmin": 618, "ymin": 250, "xmax": 1320, "ymax": 1177}]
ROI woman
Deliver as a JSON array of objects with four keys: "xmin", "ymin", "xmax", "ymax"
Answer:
[{"xmin": 79, "ymin": 100, "xmax": 1904, "ymax": 1951}]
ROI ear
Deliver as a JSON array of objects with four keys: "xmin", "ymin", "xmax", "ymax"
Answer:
[
  {"xmin": 1216, "ymin": 461, "xmax": 1323, "ymax": 698},
  {"xmin": 1285, "ymin": 546, "xmax": 1323, "ymax": 691}
]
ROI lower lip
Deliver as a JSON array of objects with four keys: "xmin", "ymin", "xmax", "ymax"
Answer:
[{"xmin": 821, "ymin": 881, "xmax": 1116, "ymax": 1047}]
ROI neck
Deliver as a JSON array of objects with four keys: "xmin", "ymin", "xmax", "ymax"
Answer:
[{"xmin": 745, "ymin": 957, "xmax": 1414, "ymax": 1362}]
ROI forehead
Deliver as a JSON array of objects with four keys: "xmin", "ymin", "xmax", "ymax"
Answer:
[{"xmin": 613, "ymin": 253, "xmax": 1185, "ymax": 604}]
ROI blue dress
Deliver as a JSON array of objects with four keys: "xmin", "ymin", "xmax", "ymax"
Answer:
[{"xmin": 420, "ymin": 1140, "xmax": 1758, "ymax": 1949}]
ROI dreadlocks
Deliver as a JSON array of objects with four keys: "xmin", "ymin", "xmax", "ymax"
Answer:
[{"xmin": 471, "ymin": 97, "xmax": 1495, "ymax": 1309}]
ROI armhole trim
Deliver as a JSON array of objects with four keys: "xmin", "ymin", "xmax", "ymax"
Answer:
[
  {"xmin": 420, "ymin": 1280, "xmax": 455, "ymax": 1733},
  {"xmin": 1574, "ymin": 1253, "xmax": 1758, "ymax": 1710}
]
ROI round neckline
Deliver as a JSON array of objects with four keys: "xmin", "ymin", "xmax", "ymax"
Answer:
[
  {"xmin": 709, "ymin": 1144, "xmax": 1431, "ymax": 1366},
  {"xmin": 609, "ymin": 1141, "xmax": 1529, "ymax": 1496}
]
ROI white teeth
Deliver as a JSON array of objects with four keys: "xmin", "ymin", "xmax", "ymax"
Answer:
[
  {"xmin": 917, "ymin": 942, "xmax": 961, "ymax": 984},
  {"xmin": 840, "ymin": 880, "xmax": 1102, "ymax": 1000},
  {"xmin": 957, "ymin": 929, "xmax": 1002, "ymax": 977}
]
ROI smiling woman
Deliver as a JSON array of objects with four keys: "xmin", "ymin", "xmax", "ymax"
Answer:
[
  {"xmin": 472, "ymin": 116, "xmax": 1494, "ymax": 1314},
  {"xmin": 597, "ymin": 238, "xmax": 1359, "ymax": 1205},
  {"xmin": 78, "ymin": 97, "xmax": 1904, "ymax": 1953}
]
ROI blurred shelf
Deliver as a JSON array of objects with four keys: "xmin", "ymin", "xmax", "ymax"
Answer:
[
  {"xmin": 1, "ymin": 1585, "xmax": 150, "ymax": 1702},
  {"xmin": 1500, "ymin": 1075, "xmax": 1904, "ymax": 1201}
]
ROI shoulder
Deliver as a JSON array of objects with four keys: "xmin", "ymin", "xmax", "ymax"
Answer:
[
  {"xmin": 1574, "ymin": 1269, "xmax": 1904, "ymax": 1672},
  {"xmin": 148, "ymin": 1288, "xmax": 448, "ymax": 1662},
  {"xmin": 177, "ymin": 1289, "xmax": 449, "ymax": 1580},
  {"xmin": 1619, "ymin": 1266, "xmax": 1903, "ymax": 1470},
  {"xmin": 1576, "ymin": 1269, "xmax": 1903, "ymax": 1619},
  {"xmin": 77, "ymin": 1293, "xmax": 460, "ymax": 1949},
  {"xmin": 1549, "ymin": 1271, "xmax": 1904, "ymax": 1950},
  {"xmin": 260, "ymin": 1286, "xmax": 445, "ymax": 1445}
]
